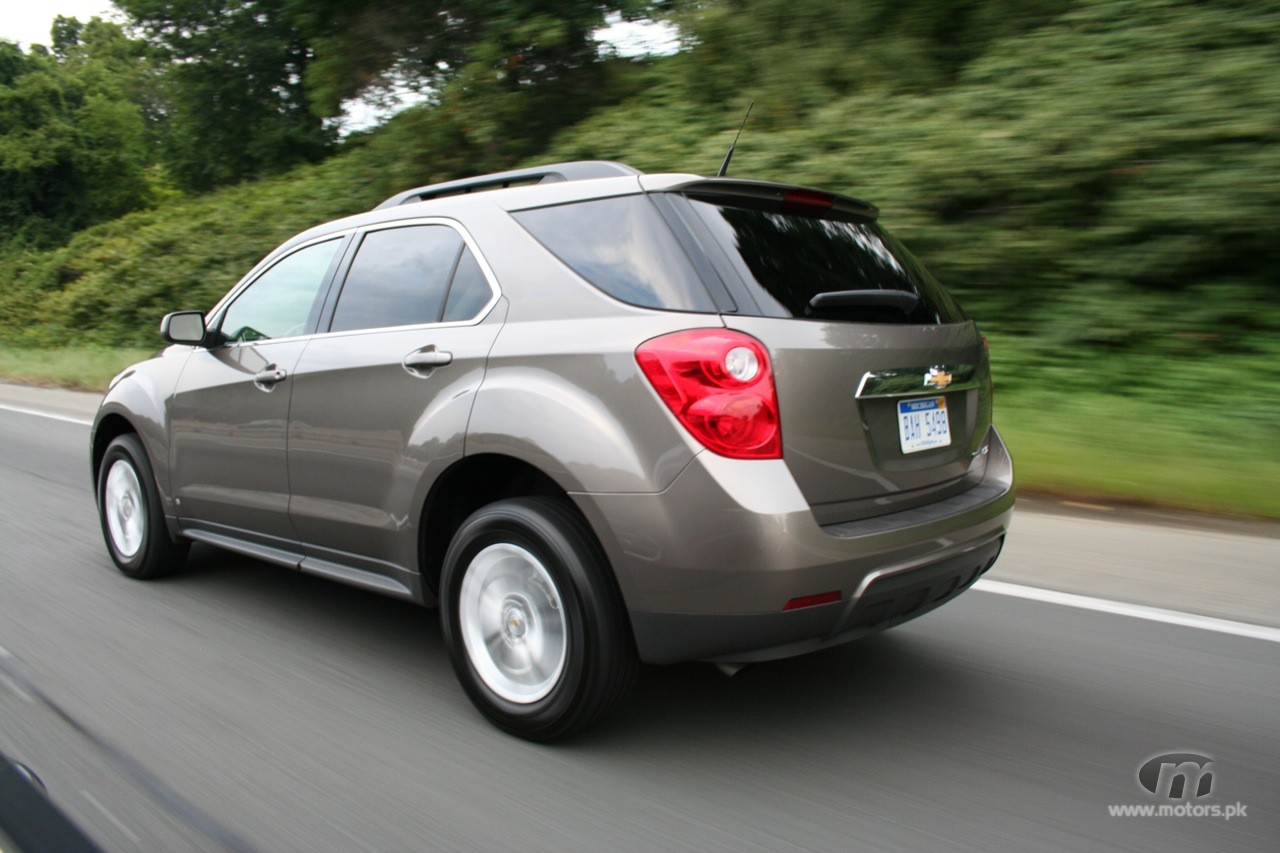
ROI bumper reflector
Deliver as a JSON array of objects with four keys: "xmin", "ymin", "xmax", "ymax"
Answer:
[{"xmin": 783, "ymin": 591, "xmax": 842, "ymax": 611}]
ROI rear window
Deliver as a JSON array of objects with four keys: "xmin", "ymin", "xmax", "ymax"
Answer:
[
  {"xmin": 686, "ymin": 199, "xmax": 967, "ymax": 324},
  {"xmin": 513, "ymin": 195, "xmax": 715, "ymax": 312}
]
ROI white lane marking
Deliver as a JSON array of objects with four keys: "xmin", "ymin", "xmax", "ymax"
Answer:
[
  {"xmin": 82, "ymin": 790, "xmax": 142, "ymax": 845},
  {"xmin": 0, "ymin": 646, "xmax": 34, "ymax": 703},
  {"xmin": 0, "ymin": 402, "xmax": 92, "ymax": 426},
  {"xmin": 974, "ymin": 578, "xmax": 1280, "ymax": 644}
]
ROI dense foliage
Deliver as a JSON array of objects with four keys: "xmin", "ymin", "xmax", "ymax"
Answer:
[
  {"xmin": 1, "ymin": 1, "xmax": 649, "ymax": 208},
  {"xmin": 117, "ymin": 0, "xmax": 335, "ymax": 191},
  {"xmin": 114, "ymin": 0, "xmax": 651, "ymax": 190},
  {"xmin": 1, "ymin": 0, "xmax": 1276, "ymax": 384},
  {"xmin": 0, "ymin": 18, "xmax": 162, "ymax": 245}
]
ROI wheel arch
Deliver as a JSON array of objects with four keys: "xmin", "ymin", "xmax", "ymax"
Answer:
[
  {"xmin": 418, "ymin": 453, "xmax": 593, "ymax": 602},
  {"xmin": 91, "ymin": 413, "xmax": 139, "ymax": 491}
]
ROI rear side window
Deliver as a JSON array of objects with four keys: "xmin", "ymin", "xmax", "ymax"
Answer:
[
  {"xmin": 442, "ymin": 248, "xmax": 491, "ymax": 322},
  {"xmin": 513, "ymin": 196, "xmax": 715, "ymax": 312},
  {"xmin": 686, "ymin": 199, "xmax": 967, "ymax": 324},
  {"xmin": 330, "ymin": 225, "xmax": 465, "ymax": 333}
]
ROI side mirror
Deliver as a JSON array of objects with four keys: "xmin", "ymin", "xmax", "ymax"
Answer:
[{"xmin": 160, "ymin": 311, "xmax": 207, "ymax": 345}]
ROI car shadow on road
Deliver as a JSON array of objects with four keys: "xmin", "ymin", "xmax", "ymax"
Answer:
[
  {"xmin": 170, "ymin": 543, "xmax": 449, "ymax": 656},
  {"xmin": 588, "ymin": 632, "xmax": 988, "ymax": 750},
  {"xmin": 168, "ymin": 543, "xmax": 995, "ymax": 750}
]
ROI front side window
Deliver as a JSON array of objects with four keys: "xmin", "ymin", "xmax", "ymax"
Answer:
[
  {"xmin": 330, "ymin": 225, "xmax": 465, "ymax": 333},
  {"xmin": 219, "ymin": 239, "xmax": 341, "ymax": 343}
]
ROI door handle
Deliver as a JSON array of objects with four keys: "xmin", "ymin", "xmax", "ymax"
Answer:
[
  {"xmin": 253, "ymin": 367, "xmax": 287, "ymax": 389},
  {"xmin": 403, "ymin": 348, "xmax": 453, "ymax": 373}
]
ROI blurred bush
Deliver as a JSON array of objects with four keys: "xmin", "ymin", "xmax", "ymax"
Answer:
[
  {"xmin": 559, "ymin": 0, "xmax": 1280, "ymax": 353},
  {"xmin": 544, "ymin": 0, "xmax": 1280, "ymax": 469}
]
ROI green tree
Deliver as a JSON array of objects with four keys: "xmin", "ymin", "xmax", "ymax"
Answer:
[
  {"xmin": 118, "ymin": 0, "xmax": 335, "ymax": 191},
  {"xmin": 671, "ymin": 0, "xmax": 1072, "ymax": 120},
  {"xmin": 0, "ymin": 18, "xmax": 158, "ymax": 245},
  {"xmin": 119, "ymin": 0, "xmax": 654, "ymax": 190}
]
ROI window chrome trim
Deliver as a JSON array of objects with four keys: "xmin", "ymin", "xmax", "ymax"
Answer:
[{"xmin": 208, "ymin": 217, "xmax": 503, "ymax": 348}]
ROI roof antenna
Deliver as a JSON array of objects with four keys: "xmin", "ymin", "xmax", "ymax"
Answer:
[{"xmin": 716, "ymin": 100, "xmax": 754, "ymax": 178}]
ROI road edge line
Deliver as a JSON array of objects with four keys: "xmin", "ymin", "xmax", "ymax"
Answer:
[
  {"xmin": 0, "ymin": 403, "xmax": 93, "ymax": 427},
  {"xmin": 973, "ymin": 578, "xmax": 1280, "ymax": 643}
]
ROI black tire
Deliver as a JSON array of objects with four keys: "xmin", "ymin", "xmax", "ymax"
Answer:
[
  {"xmin": 440, "ymin": 497, "xmax": 637, "ymax": 741},
  {"xmin": 96, "ymin": 433, "xmax": 189, "ymax": 579}
]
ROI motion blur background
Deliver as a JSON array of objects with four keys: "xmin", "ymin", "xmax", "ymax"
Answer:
[{"xmin": 0, "ymin": 0, "xmax": 1277, "ymax": 517}]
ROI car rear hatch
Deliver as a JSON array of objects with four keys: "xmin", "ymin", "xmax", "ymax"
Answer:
[{"xmin": 655, "ymin": 180, "xmax": 993, "ymax": 524}]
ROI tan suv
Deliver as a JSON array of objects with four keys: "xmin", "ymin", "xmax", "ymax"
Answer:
[{"xmin": 92, "ymin": 161, "xmax": 1014, "ymax": 740}]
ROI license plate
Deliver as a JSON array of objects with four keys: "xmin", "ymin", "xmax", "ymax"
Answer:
[{"xmin": 897, "ymin": 396, "xmax": 951, "ymax": 454}]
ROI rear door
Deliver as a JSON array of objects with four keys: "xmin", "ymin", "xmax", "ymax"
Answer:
[
  {"xmin": 286, "ymin": 221, "xmax": 503, "ymax": 583},
  {"xmin": 667, "ymin": 188, "xmax": 993, "ymax": 523}
]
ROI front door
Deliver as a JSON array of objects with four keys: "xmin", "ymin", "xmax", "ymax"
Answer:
[{"xmin": 170, "ymin": 237, "xmax": 344, "ymax": 547}]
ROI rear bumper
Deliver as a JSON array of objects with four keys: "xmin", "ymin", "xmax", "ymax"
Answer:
[
  {"xmin": 631, "ymin": 535, "xmax": 1003, "ymax": 663},
  {"xmin": 571, "ymin": 427, "xmax": 1014, "ymax": 664}
]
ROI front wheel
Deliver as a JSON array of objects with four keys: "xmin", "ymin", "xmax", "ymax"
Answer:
[
  {"xmin": 97, "ymin": 433, "xmax": 189, "ymax": 579},
  {"xmin": 440, "ymin": 498, "xmax": 637, "ymax": 741}
]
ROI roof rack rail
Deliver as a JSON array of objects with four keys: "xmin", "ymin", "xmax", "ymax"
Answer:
[{"xmin": 373, "ymin": 161, "xmax": 642, "ymax": 210}]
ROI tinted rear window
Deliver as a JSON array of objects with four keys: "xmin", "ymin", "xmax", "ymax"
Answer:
[
  {"xmin": 686, "ymin": 199, "xmax": 966, "ymax": 324},
  {"xmin": 513, "ymin": 195, "xmax": 715, "ymax": 312}
]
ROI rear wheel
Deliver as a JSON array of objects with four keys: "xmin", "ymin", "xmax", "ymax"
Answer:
[
  {"xmin": 440, "ymin": 497, "xmax": 637, "ymax": 741},
  {"xmin": 97, "ymin": 434, "xmax": 189, "ymax": 579}
]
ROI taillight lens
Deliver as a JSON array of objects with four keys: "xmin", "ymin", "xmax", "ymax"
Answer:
[{"xmin": 636, "ymin": 329, "xmax": 782, "ymax": 459}]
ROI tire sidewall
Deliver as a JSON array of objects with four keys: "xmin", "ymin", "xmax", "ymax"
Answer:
[
  {"xmin": 97, "ymin": 435, "xmax": 166, "ymax": 577},
  {"xmin": 441, "ymin": 501, "xmax": 598, "ymax": 737}
]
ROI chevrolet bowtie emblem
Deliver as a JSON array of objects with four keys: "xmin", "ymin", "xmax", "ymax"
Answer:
[{"xmin": 923, "ymin": 368, "xmax": 953, "ymax": 389}]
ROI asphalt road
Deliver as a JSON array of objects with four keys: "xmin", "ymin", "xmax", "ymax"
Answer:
[{"xmin": 0, "ymin": 399, "xmax": 1277, "ymax": 851}]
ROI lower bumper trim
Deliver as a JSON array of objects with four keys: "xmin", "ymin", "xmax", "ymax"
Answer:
[{"xmin": 631, "ymin": 536, "xmax": 1004, "ymax": 664}]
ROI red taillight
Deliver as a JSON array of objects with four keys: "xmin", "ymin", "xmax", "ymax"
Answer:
[
  {"xmin": 780, "ymin": 189, "xmax": 835, "ymax": 215},
  {"xmin": 636, "ymin": 329, "xmax": 782, "ymax": 459},
  {"xmin": 783, "ymin": 591, "xmax": 841, "ymax": 611}
]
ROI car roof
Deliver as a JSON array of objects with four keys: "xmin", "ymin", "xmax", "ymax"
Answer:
[{"xmin": 273, "ymin": 161, "xmax": 876, "ymax": 260}]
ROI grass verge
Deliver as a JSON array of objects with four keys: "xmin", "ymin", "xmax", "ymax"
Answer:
[
  {"xmin": 996, "ymin": 390, "xmax": 1279, "ymax": 520},
  {"xmin": 0, "ymin": 346, "xmax": 155, "ymax": 392}
]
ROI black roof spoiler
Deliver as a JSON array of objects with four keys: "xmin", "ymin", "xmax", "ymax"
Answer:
[
  {"xmin": 373, "ymin": 161, "xmax": 643, "ymax": 210},
  {"xmin": 663, "ymin": 178, "xmax": 879, "ymax": 220}
]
